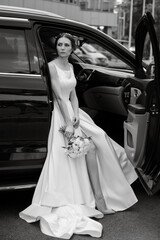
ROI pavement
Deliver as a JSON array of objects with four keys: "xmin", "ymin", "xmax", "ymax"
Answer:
[{"xmin": 0, "ymin": 179, "xmax": 160, "ymax": 240}]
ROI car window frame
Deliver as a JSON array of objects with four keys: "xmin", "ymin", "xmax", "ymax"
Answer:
[{"xmin": 36, "ymin": 23, "xmax": 137, "ymax": 74}]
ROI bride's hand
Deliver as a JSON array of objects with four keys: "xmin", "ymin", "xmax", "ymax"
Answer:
[
  {"xmin": 73, "ymin": 116, "xmax": 79, "ymax": 129},
  {"xmin": 65, "ymin": 125, "xmax": 74, "ymax": 139}
]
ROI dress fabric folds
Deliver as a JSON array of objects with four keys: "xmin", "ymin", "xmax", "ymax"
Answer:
[{"xmin": 19, "ymin": 62, "xmax": 138, "ymax": 239}]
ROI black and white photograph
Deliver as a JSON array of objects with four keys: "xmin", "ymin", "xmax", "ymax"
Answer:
[{"xmin": 0, "ymin": 1, "xmax": 160, "ymax": 239}]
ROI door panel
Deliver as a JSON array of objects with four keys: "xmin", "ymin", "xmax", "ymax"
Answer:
[
  {"xmin": 124, "ymin": 76, "xmax": 153, "ymax": 168},
  {"xmin": 83, "ymin": 86, "xmax": 127, "ymax": 116},
  {"xmin": 0, "ymin": 28, "xmax": 50, "ymax": 160},
  {"xmin": 0, "ymin": 27, "xmax": 51, "ymax": 187},
  {"xmin": 124, "ymin": 12, "xmax": 160, "ymax": 195},
  {"xmin": 124, "ymin": 109, "xmax": 149, "ymax": 167},
  {"xmin": 0, "ymin": 25, "xmax": 51, "ymax": 188}
]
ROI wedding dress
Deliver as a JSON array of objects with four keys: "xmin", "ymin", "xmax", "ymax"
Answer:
[{"xmin": 19, "ymin": 61, "xmax": 138, "ymax": 239}]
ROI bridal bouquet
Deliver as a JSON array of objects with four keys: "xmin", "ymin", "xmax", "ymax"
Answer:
[{"xmin": 59, "ymin": 126, "xmax": 92, "ymax": 159}]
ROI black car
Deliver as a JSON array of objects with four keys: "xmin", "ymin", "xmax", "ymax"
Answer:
[{"xmin": 0, "ymin": 5, "xmax": 159, "ymax": 196}]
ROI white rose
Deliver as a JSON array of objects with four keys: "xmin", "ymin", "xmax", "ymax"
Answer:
[
  {"xmin": 84, "ymin": 138, "xmax": 90, "ymax": 145},
  {"xmin": 72, "ymin": 143, "xmax": 79, "ymax": 150}
]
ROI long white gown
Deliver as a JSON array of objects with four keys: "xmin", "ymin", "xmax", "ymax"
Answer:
[{"xmin": 19, "ymin": 61, "xmax": 138, "ymax": 239}]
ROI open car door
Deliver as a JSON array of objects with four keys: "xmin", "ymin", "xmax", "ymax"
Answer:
[{"xmin": 124, "ymin": 12, "xmax": 160, "ymax": 195}]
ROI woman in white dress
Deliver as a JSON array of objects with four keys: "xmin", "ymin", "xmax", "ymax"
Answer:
[{"xmin": 19, "ymin": 33, "xmax": 138, "ymax": 239}]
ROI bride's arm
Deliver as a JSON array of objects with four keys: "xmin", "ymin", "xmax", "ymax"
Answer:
[
  {"xmin": 48, "ymin": 62, "xmax": 74, "ymax": 137},
  {"xmin": 70, "ymin": 88, "xmax": 79, "ymax": 128}
]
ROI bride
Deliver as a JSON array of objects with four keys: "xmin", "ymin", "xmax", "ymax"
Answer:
[{"xmin": 19, "ymin": 33, "xmax": 138, "ymax": 239}]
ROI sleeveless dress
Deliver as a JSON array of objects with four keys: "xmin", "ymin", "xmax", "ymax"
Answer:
[{"xmin": 19, "ymin": 61, "xmax": 138, "ymax": 239}]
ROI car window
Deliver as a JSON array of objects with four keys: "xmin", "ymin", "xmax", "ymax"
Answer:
[
  {"xmin": 143, "ymin": 33, "xmax": 154, "ymax": 66},
  {"xmin": 142, "ymin": 32, "xmax": 155, "ymax": 79},
  {"xmin": 0, "ymin": 29, "xmax": 29, "ymax": 73},
  {"xmin": 74, "ymin": 40, "xmax": 132, "ymax": 69},
  {"xmin": 38, "ymin": 27, "xmax": 132, "ymax": 70}
]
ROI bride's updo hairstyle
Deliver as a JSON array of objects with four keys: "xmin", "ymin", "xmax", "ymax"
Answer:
[{"xmin": 54, "ymin": 33, "xmax": 76, "ymax": 52}]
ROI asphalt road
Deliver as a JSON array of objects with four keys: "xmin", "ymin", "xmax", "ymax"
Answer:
[{"xmin": 0, "ymin": 180, "xmax": 160, "ymax": 240}]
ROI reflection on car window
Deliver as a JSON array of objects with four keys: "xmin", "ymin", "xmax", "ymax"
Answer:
[
  {"xmin": 82, "ymin": 44, "xmax": 97, "ymax": 53},
  {"xmin": 0, "ymin": 29, "xmax": 29, "ymax": 73},
  {"xmin": 74, "ymin": 40, "xmax": 131, "ymax": 69}
]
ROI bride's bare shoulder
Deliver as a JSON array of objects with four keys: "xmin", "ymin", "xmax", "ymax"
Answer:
[
  {"xmin": 48, "ymin": 60, "xmax": 58, "ymax": 77},
  {"xmin": 49, "ymin": 59, "xmax": 56, "ymax": 66},
  {"xmin": 48, "ymin": 59, "xmax": 57, "ymax": 69}
]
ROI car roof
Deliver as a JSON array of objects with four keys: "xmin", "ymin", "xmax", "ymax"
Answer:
[
  {"xmin": 0, "ymin": 5, "xmax": 100, "ymax": 36},
  {"xmin": 0, "ymin": 5, "xmax": 138, "ymax": 69},
  {"xmin": 0, "ymin": 5, "xmax": 64, "ymax": 20}
]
